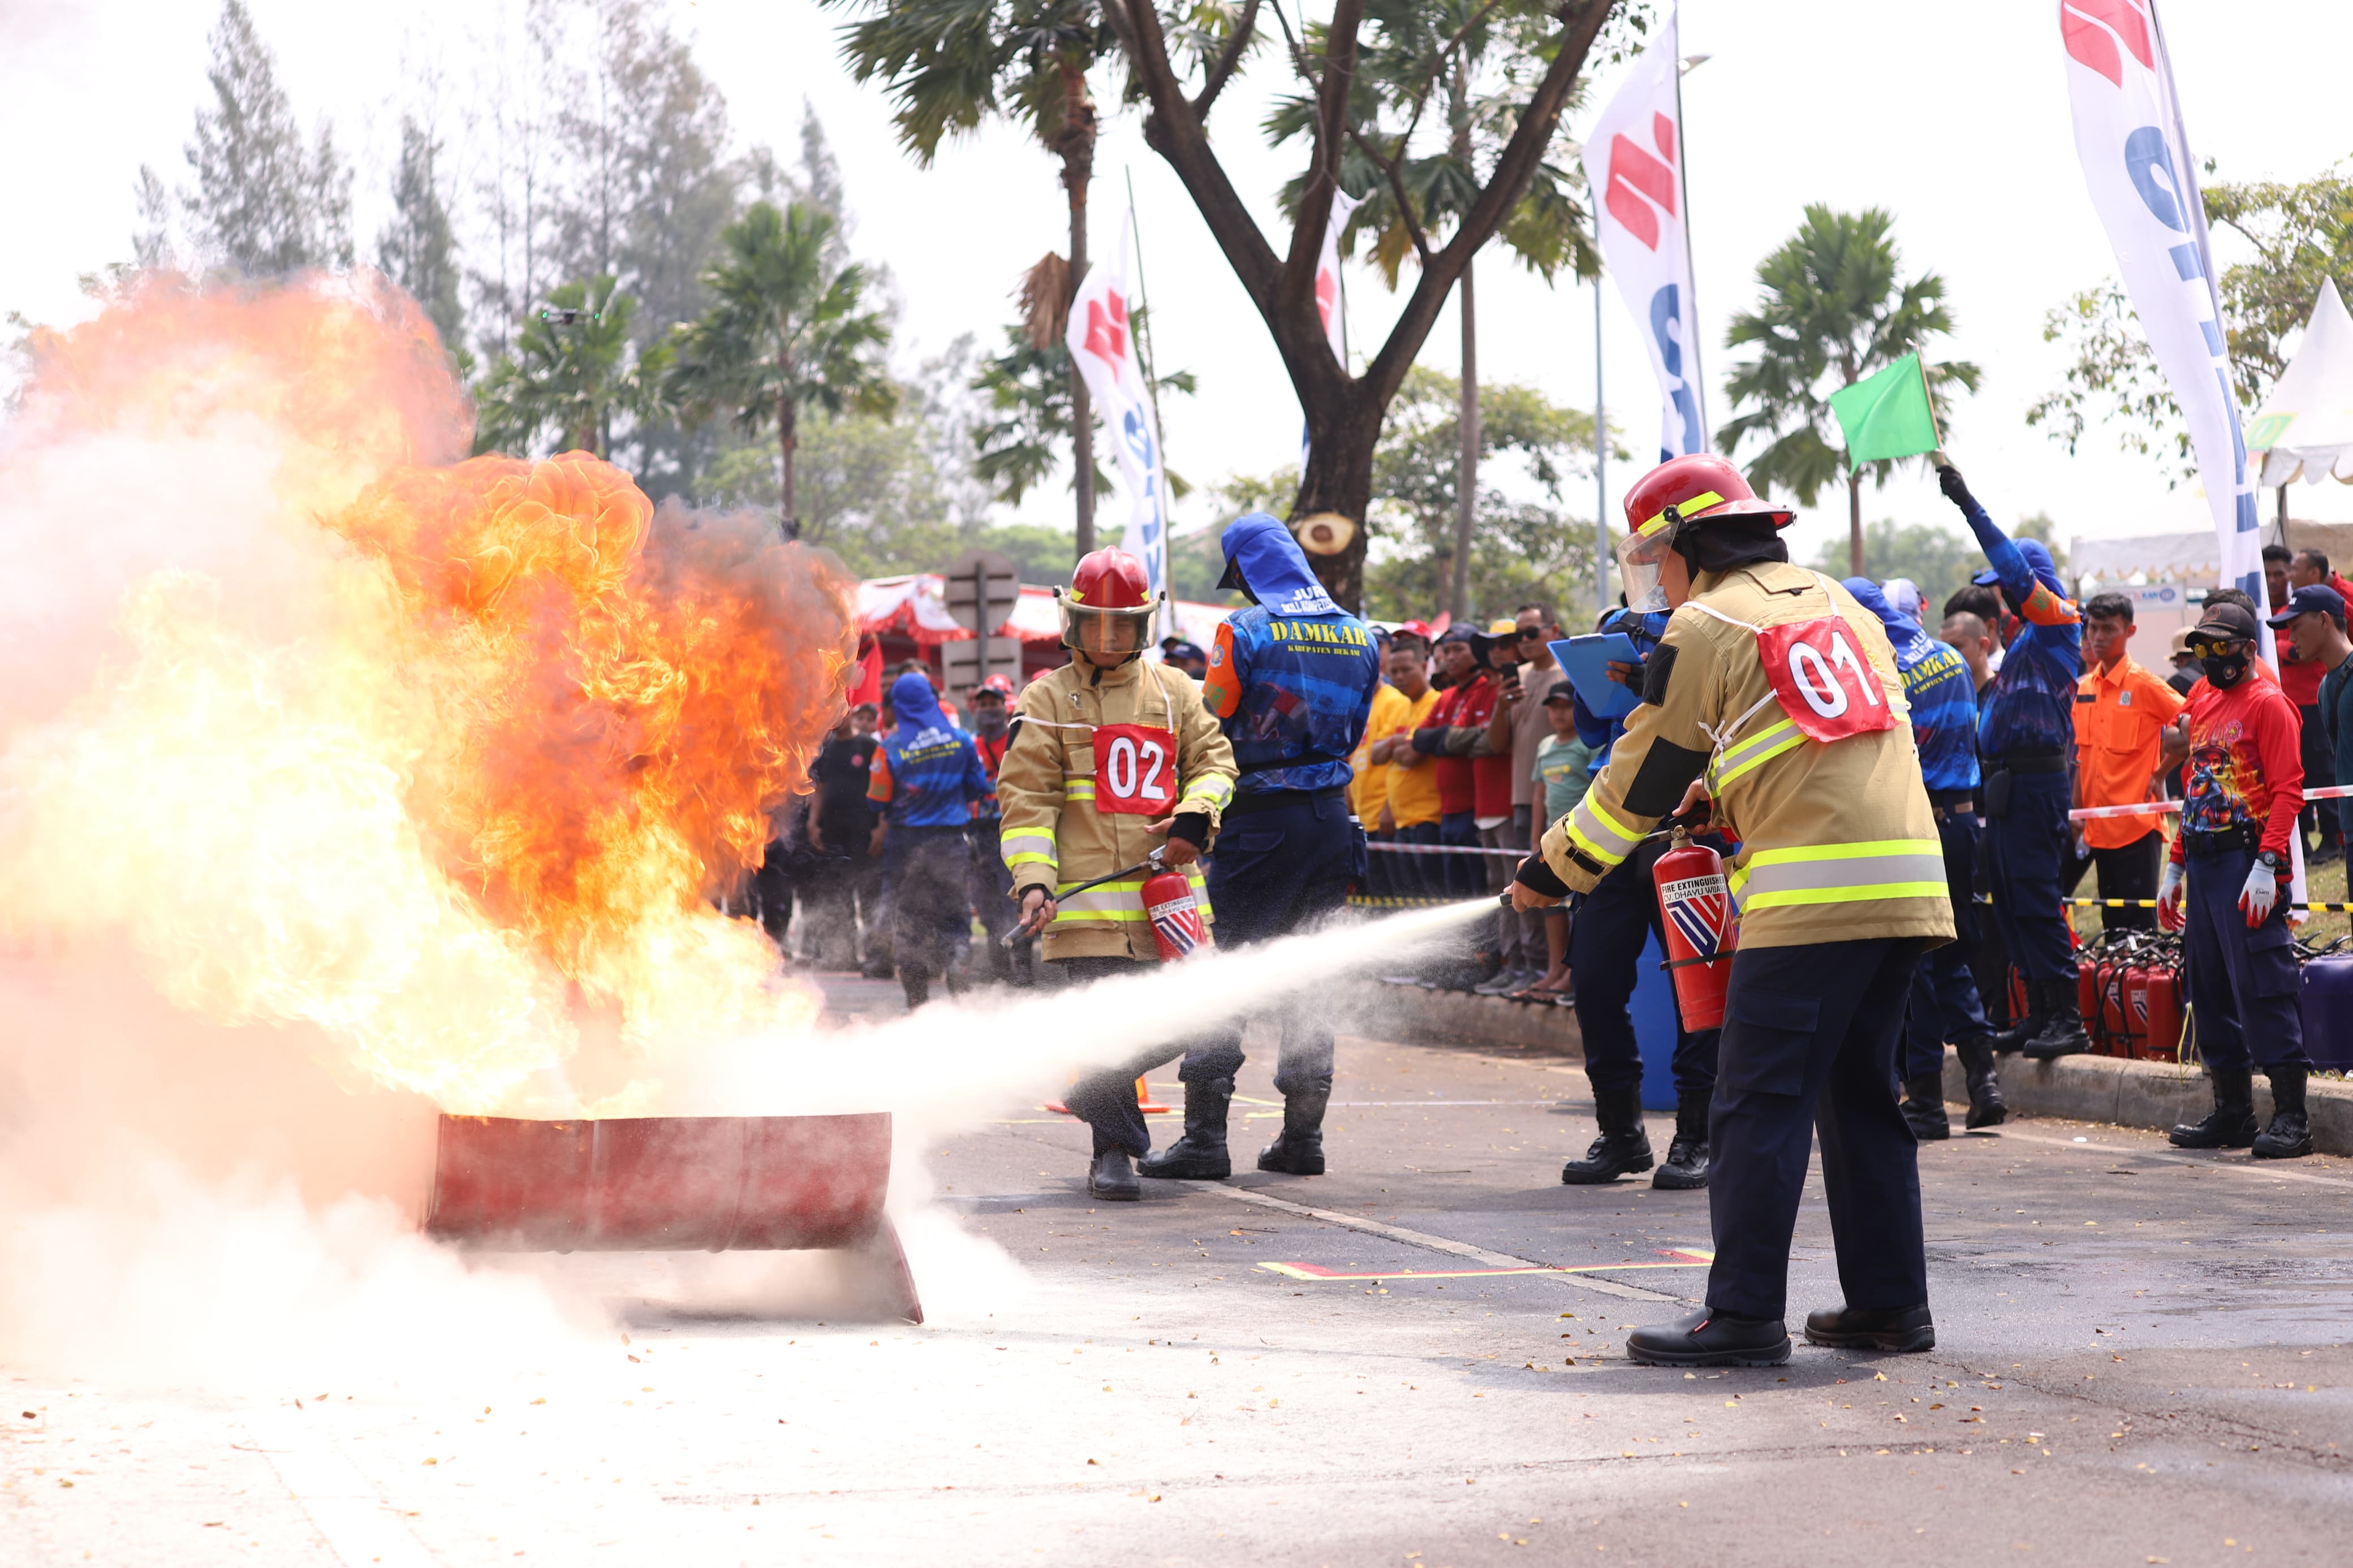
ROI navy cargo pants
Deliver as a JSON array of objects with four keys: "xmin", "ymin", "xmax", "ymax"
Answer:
[
  {"xmin": 1983, "ymin": 765, "xmax": 2075, "ymax": 984},
  {"xmin": 1904, "ymin": 806, "xmax": 1994, "ymax": 1078},
  {"xmin": 1569, "ymin": 837, "xmax": 1720, "ymax": 1105},
  {"xmin": 2183, "ymin": 844, "xmax": 2310, "ymax": 1072},
  {"xmin": 1707, "ymin": 937, "xmax": 1930, "ymax": 1322}
]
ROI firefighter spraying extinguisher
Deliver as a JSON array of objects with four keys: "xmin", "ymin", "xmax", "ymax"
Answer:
[{"xmin": 1652, "ymin": 825, "xmax": 1738, "ymax": 1031}]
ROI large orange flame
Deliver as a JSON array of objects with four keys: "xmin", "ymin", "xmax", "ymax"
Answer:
[{"xmin": 0, "ymin": 274, "xmax": 856, "ymax": 1113}]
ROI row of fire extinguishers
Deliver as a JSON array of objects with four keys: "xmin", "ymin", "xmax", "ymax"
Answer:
[{"xmin": 2003, "ymin": 928, "xmax": 2190, "ymax": 1062}]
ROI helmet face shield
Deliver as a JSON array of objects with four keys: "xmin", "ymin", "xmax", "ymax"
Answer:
[
  {"xmin": 1062, "ymin": 601, "xmax": 1157, "ymax": 662},
  {"xmin": 1615, "ymin": 520, "xmax": 1678, "ymax": 614}
]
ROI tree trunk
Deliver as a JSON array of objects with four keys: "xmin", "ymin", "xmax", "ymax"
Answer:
[
  {"xmin": 1449, "ymin": 258, "xmax": 1479, "ymax": 623},
  {"xmin": 1848, "ymin": 469, "xmax": 1863, "ymax": 577},
  {"xmin": 1055, "ymin": 57, "xmax": 1099, "ymax": 563},
  {"xmin": 780, "ymin": 385, "xmax": 799, "ymax": 542}
]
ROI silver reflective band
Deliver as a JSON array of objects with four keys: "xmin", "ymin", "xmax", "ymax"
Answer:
[{"xmin": 1730, "ymin": 840, "xmax": 1946, "ymax": 912}]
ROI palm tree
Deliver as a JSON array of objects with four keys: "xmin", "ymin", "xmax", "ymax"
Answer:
[
  {"xmin": 666, "ymin": 200, "xmax": 895, "ymax": 539},
  {"xmin": 473, "ymin": 275, "xmax": 669, "ymax": 459},
  {"xmin": 1718, "ymin": 205, "xmax": 1979, "ymax": 576},
  {"xmin": 823, "ymin": 0, "xmax": 1117, "ymax": 557}
]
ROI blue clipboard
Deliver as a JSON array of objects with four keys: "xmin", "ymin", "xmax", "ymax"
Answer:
[{"xmin": 1552, "ymin": 633, "xmax": 1642, "ymax": 720}]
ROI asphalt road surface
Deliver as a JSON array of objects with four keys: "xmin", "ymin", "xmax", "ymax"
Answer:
[{"xmin": 7, "ymin": 972, "xmax": 2350, "ymax": 1566}]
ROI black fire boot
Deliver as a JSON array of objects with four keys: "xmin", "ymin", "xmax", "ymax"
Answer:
[
  {"xmin": 2021, "ymin": 978, "xmax": 2092, "ymax": 1059},
  {"xmin": 2254, "ymin": 1066, "xmax": 2315, "ymax": 1160},
  {"xmin": 1088, "ymin": 1148, "xmax": 1140, "ymax": 1201},
  {"xmin": 1803, "ymin": 1302, "xmax": 1936, "ymax": 1353},
  {"xmin": 1258, "ymin": 1081, "xmax": 1331, "ymax": 1176},
  {"xmin": 1652, "ymin": 1094, "xmax": 1710, "ymax": 1189},
  {"xmin": 1626, "ymin": 1307, "xmax": 1790, "ymax": 1368},
  {"xmin": 1955, "ymin": 1036, "xmax": 2008, "ymax": 1129},
  {"xmin": 2169, "ymin": 1064, "xmax": 2258, "ymax": 1148},
  {"xmin": 1137, "ymin": 1077, "xmax": 1234, "ymax": 1180},
  {"xmin": 1902, "ymin": 1073, "xmax": 1951, "ymax": 1140},
  {"xmin": 899, "ymin": 965, "xmax": 931, "ymax": 1009},
  {"xmin": 1990, "ymin": 989, "xmax": 2043, "ymax": 1056},
  {"xmin": 1561, "ymin": 1083, "xmax": 1654, "ymax": 1185}
]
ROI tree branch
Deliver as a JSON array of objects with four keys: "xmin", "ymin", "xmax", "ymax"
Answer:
[
  {"xmin": 1190, "ymin": 0, "xmax": 1261, "ymax": 120},
  {"xmin": 1347, "ymin": 122, "xmax": 1430, "ymax": 264}
]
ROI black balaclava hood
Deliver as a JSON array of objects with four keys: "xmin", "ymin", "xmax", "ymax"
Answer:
[{"xmin": 1677, "ymin": 515, "xmax": 1790, "ymax": 576}]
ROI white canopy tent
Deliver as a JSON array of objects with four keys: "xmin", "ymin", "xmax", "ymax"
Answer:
[{"xmin": 2250, "ymin": 277, "xmax": 2353, "ymax": 487}]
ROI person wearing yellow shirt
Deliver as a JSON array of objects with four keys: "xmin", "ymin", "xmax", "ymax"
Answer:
[
  {"xmin": 1374, "ymin": 635, "xmax": 1442, "ymax": 896},
  {"xmin": 1350, "ymin": 630, "xmax": 1412, "ymax": 895}
]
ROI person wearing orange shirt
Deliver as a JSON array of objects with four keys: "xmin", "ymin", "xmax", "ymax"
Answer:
[{"xmin": 2071, "ymin": 592, "xmax": 2187, "ymax": 938}]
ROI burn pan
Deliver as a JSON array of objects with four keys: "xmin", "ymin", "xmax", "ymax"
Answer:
[{"xmin": 424, "ymin": 1111, "xmax": 921, "ymax": 1323}]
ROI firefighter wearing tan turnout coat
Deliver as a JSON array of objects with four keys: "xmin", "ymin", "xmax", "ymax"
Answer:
[
  {"xmin": 996, "ymin": 547, "xmax": 1237, "ymax": 1200},
  {"xmin": 1512, "ymin": 453, "xmax": 1953, "ymax": 1370}
]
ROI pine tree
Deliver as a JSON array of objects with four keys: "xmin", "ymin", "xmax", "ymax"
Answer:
[
  {"xmin": 171, "ymin": 0, "xmax": 352, "ymax": 277},
  {"xmin": 378, "ymin": 116, "xmax": 464, "ymax": 349}
]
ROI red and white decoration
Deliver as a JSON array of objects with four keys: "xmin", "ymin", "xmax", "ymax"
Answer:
[{"xmin": 1067, "ymin": 213, "xmax": 1174, "ymax": 634}]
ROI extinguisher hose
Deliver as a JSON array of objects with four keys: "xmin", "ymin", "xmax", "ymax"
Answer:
[{"xmin": 1002, "ymin": 853, "xmax": 1163, "ymax": 947}]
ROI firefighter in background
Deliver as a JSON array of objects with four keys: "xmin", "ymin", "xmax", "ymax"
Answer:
[
  {"xmin": 1512, "ymin": 455, "xmax": 1953, "ymax": 1367},
  {"xmin": 1939, "ymin": 463, "xmax": 2090, "ymax": 1057},
  {"xmin": 1139, "ymin": 513, "xmax": 1380, "ymax": 1181},
  {"xmin": 867, "ymin": 671, "xmax": 997, "ymax": 1009},
  {"xmin": 965, "ymin": 674, "xmax": 1029, "ymax": 985},
  {"xmin": 998, "ymin": 548, "xmax": 1237, "ymax": 1200},
  {"xmin": 2158, "ymin": 601, "xmax": 2315, "ymax": 1159},
  {"xmin": 1846, "ymin": 578, "xmax": 2007, "ymax": 1137},
  {"xmin": 1555, "ymin": 565, "xmax": 1719, "ymax": 1189}
]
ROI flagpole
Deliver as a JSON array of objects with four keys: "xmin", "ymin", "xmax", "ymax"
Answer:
[
  {"xmin": 1595, "ymin": 269, "xmax": 1609, "ymax": 620},
  {"xmin": 1672, "ymin": 10, "xmax": 1709, "ymax": 445},
  {"xmin": 1126, "ymin": 168, "xmax": 1176, "ymax": 642}
]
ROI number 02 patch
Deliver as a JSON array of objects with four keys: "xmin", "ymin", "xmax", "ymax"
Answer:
[
  {"xmin": 1754, "ymin": 617, "xmax": 1898, "ymax": 744},
  {"xmin": 1089, "ymin": 723, "xmax": 1177, "ymax": 815}
]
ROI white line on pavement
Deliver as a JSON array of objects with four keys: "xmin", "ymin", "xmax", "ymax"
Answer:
[
  {"xmin": 1962, "ymin": 1125, "xmax": 2353, "ymax": 1191},
  {"xmin": 1186, "ymin": 1181, "xmax": 1689, "ymax": 1304},
  {"xmin": 242, "ymin": 1408, "xmax": 439, "ymax": 1568}
]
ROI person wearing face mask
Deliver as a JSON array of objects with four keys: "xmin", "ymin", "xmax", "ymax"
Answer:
[
  {"xmin": 996, "ymin": 548, "xmax": 1238, "ymax": 1199},
  {"xmin": 963, "ymin": 675, "xmax": 1029, "ymax": 985},
  {"xmin": 1940, "ymin": 462, "xmax": 2089, "ymax": 1060},
  {"xmin": 2159, "ymin": 601, "xmax": 2313, "ymax": 1159},
  {"xmin": 1511, "ymin": 454, "xmax": 1952, "ymax": 1367}
]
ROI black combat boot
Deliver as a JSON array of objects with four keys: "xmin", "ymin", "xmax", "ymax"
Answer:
[
  {"xmin": 1561, "ymin": 1084, "xmax": 1654, "ymax": 1184},
  {"xmin": 2254, "ymin": 1066, "xmax": 2315, "ymax": 1160},
  {"xmin": 2022, "ymin": 978, "xmax": 2092, "ymax": 1059},
  {"xmin": 1257, "ymin": 1081, "xmax": 1331, "ymax": 1176},
  {"xmin": 1803, "ymin": 1302, "xmax": 1936, "ymax": 1353},
  {"xmin": 1137, "ymin": 1077, "xmax": 1234, "ymax": 1180},
  {"xmin": 1652, "ymin": 1094, "xmax": 1710, "ymax": 1189},
  {"xmin": 1088, "ymin": 1147, "xmax": 1140, "ymax": 1201},
  {"xmin": 2169, "ymin": 1064, "xmax": 2258, "ymax": 1148},
  {"xmin": 899, "ymin": 965, "xmax": 932, "ymax": 1009},
  {"xmin": 1626, "ymin": 1307, "xmax": 1790, "ymax": 1367},
  {"xmin": 1989, "ymin": 992, "xmax": 2042, "ymax": 1056},
  {"xmin": 1955, "ymin": 1036, "xmax": 2008, "ymax": 1129},
  {"xmin": 1902, "ymin": 1073, "xmax": 1951, "ymax": 1140}
]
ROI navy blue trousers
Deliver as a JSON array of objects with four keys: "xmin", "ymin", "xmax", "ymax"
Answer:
[
  {"xmin": 1568, "ymin": 837, "xmax": 1720, "ymax": 1104},
  {"xmin": 1183, "ymin": 788, "xmax": 1366, "ymax": 1094},
  {"xmin": 1984, "ymin": 769, "xmax": 2076, "ymax": 983},
  {"xmin": 883, "ymin": 826, "xmax": 972, "ymax": 987},
  {"xmin": 1438, "ymin": 810, "xmax": 1481, "ymax": 897},
  {"xmin": 1904, "ymin": 809, "xmax": 1994, "ymax": 1078},
  {"xmin": 2183, "ymin": 845, "xmax": 2309, "ymax": 1072},
  {"xmin": 1059, "ymin": 954, "xmax": 1247, "ymax": 1157},
  {"xmin": 1707, "ymin": 937, "xmax": 1930, "ymax": 1321}
]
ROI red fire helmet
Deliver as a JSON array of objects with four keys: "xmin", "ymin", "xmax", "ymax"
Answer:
[
  {"xmin": 969, "ymin": 672, "xmax": 1016, "ymax": 699},
  {"xmin": 1059, "ymin": 547, "xmax": 1161, "ymax": 662},
  {"xmin": 1622, "ymin": 454, "xmax": 1794, "ymax": 543}
]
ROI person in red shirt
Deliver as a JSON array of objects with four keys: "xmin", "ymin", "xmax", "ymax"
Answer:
[
  {"xmin": 2158, "ymin": 601, "xmax": 2313, "ymax": 1159},
  {"xmin": 2285, "ymin": 547, "xmax": 2353, "ymax": 861}
]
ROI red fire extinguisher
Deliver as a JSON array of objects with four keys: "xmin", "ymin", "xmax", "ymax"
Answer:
[
  {"xmin": 2141, "ymin": 962, "xmax": 2187, "ymax": 1062},
  {"xmin": 1652, "ymin": 826, "xmax": 1739, "ymax": 1031},
  {"xmin": 1140, "ymin": 857, "xmax": 1210, "ymax": 961}
]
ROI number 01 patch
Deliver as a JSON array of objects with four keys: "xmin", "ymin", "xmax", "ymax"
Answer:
[
  {"xmin": 1089, "ymin": 723, "xmax": 1178, "ymax": 815},
  {"xmin": 1755, "ymin": 617, "xmax": 1898, "ymax": 743}
]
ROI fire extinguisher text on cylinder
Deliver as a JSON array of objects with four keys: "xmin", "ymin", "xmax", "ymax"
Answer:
[
  {"xmin": 1141, "ymin": 866, "xmax": 1209, "ymax": 961},
  {"xmin": 1652, "ymin": 826, "xmax": 1739, "ymax": 1031}
]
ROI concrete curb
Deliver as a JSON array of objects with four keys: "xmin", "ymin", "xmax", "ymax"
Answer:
[
  {"xmin": 1343, "ymin": 979, "xmax": 1584, "ymax": 1057},
  {"xmin": 1941, "ymin": 1049, "xmax": 2353, "ymax": 1155}
]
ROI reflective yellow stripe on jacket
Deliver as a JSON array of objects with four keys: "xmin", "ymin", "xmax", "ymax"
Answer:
[
  {"xmin": 1001, "ymin": 828, "xmax": 1057, "ymax": 873},
  {"xmin": 1563, "ymin": 794, "xmax": 1642, "ymax": 869},
  {"xmin": 1709, "ymin": 717, "xmax": 1804, "ymax": 791},
  {"xmin": 1729, "ymin": 839, "xmax": 1946, "ymax": 913},
  {"xmin": 1053, "ymin": 865, "xmax": 1214, "ymax": 923}
]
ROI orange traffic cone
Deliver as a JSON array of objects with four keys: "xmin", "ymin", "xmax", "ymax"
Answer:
[{"xmin": 1045, "ymin": 1076, "xmax": 1169, "ymax": 1116}]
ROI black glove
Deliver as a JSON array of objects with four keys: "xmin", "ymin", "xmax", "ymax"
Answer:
[
  {"xmin": 1166, "ymin": 811, "xmax": 1210, "ymax": 850},
  {"xmin": 1937, "ymin": 463, "xmax": 1976, "ymax": 513},
  {"xmin": 1514, "ymin": 854, "xmax": 1570, "ymax": 899}
]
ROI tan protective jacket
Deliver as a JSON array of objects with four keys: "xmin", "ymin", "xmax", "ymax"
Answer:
[
  {"xmin": 997, "ymin": 655, "xmax": 1237, "ymax": 961},
  {"xmin": 1540, "ymin": 561, "xmax": 1954, "ymax": 951}
]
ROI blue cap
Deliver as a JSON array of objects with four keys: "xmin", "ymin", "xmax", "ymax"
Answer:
[{"xmin": 2267, "ymin": 583, "xmax": 2347, "ymax": 629}]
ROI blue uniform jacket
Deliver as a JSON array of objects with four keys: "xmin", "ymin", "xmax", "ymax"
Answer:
[
  {"xmin": 872, "ymin": 672, "xmax": 995, "ymax": 828},
  {"xmin": 1845, "ymin": 577, "xmax": 1981, "ymax": 796},
  {"xmin": 1202, "ymin": 513, "xmax": 1381, "ymax": 796},
  {"xmin": 1962, "ymin": 502, "xmax": 2081, "ymax": 758},
  {"xmin": 1571, "ymin": 607, "xmax": 1672, "ymax": 771}
]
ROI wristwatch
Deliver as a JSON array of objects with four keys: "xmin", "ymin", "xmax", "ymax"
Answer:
[{"xmin": 2257, "ymin": 849, "xmax": 2287, "ymax": 872}]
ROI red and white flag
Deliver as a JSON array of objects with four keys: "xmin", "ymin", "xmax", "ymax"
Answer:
[
  {"xmin": 1066, "ymin": 214, "xmax": 1171, "ymax": 629},
  {"xmin": 1580, "ymin": 4, "xmax": 1706, "ymax": 464},
  {"xmin": 2058, "ymin": 0, "xmax": 2263, "ymax": 638},
  {"xmin": 1302, "ymin": 187, "xmax": 1363, "ymax": 466}
]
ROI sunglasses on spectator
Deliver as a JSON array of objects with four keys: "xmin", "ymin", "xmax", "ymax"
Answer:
[{"xmin": 1515, "ymin": 627, "xmax": 1546, "ymax": 641}]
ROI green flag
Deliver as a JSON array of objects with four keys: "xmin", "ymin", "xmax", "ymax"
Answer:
[{"xmin": 1828, "ymin": 352, "xmax": 1941, "ymax": 471}]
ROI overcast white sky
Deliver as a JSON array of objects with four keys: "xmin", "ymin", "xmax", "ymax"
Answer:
[{"xmin": 8, "ymin": 0, "xmax": 2353, "ymax": 572}]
